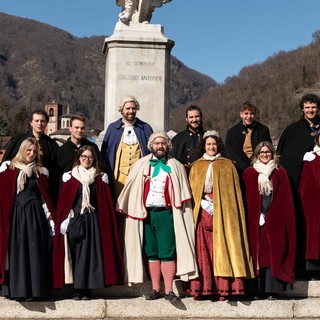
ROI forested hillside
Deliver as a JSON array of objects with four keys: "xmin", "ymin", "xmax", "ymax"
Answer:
[
  {"xmin": 0, "ymin": 12, "xmax": 215, "ymax": 135},
  {"xmin": 171, "ymin": 31, "xmax": 320, "ymax": 141},
  {"xmin": 1, "ymin": 12, "xmax": 320, "ymax": 142}
]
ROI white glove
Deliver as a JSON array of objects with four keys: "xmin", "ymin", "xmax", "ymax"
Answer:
[
  {"xmin": 259, "ymin": 213, "xmax": 266, "ymax": 226},
  {"xmin": 62, "ymin": 171, "xmax": 71, "ymax": 182},
  {"xmin": 60, "ymin": 217, "xmax": 70, "ymax": 235},
  {"xmin": 0, "ymin": 160, "xmax": 10, "ymax": 173},
  {"xmin": 303, "ymin": 151, "xmax": 316, "ymax": 162},
  {"xmin": 42, "ymin": 202, "xmax": 51, "ymax": 219},
  {"xmin": 200, "ymin": 199, "xmax": 213, "ymax": 215},
  {"xmin": 49, "ymin": 220, "xmax": 55, "ymax": 236},
  {"xmin": 101, "ymin": 172, "xmax": 109, "ymax": 184},
  {"xmin": 60, "ymin": 209, "xmax": 74, "ymax": 235},
  {"xmin": 42, "ymin": 167, "xmax": 49, "ymax": 177}
]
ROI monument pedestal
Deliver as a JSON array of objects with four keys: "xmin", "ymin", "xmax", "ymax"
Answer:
[{"xmin": 102, "ymin": 21, "xmax": 174, "ymax": 131}]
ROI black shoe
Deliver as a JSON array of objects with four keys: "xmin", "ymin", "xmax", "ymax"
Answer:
[
  {"xmin": 164, "ymin": 291, "xmax": 179, "ymax": 301},
  {"xmin": 145, "ymin": 289, "xmax": 161, "ymax": 300},
  {"xmin": 82, "ymin": 289, "xmax": 91, "ymax": 300},
  {"xmin": 73, "ymin": 292, "xmax": 82, "ymax": 300},
  {"xmin": 25, "ymin": 297, "xmax": 34, "ymax": 302}
]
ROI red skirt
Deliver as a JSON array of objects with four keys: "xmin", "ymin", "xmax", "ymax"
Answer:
[{"xmin": 189, "ymin": 207, "xmax": 245, "ymax": 298}]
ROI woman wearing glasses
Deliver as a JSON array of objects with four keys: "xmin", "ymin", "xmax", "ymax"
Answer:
[
  {"xmin": 53, "ymin": 145, "xmax": 123, "ymax": 300},
  {"xmin": 243, "ymin": 141, "xmax": 296, "ymax": 299}
]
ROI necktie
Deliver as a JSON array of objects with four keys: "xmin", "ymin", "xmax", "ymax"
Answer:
[{"xmin": 149, "ymin": 158, "xmax": 171, "ymax": 178}]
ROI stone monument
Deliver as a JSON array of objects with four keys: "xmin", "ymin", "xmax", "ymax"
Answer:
[{"xmin": 102, "ymin": 0, "xmax": 174, "ymax": 131}]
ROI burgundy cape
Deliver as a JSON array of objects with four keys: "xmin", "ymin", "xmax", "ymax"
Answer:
[
  {"xmin": 299, "ymin": 154, "xmax": 320, "ymax": 260},
  {"xmin": 0, "ymin": 167, "xmax": 55, "ymax": 284},
  {"xmin": 243, "ymin": 166, "xmax": 296, "ymax": 283},
  {"xmin": 52, "ymin": 175, "xmax": 123, "ymax": 288}
]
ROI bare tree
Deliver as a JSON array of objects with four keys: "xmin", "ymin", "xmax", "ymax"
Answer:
[{"xmin": 312, "ymin": 30, "xmax": 320, "ymax": 44}]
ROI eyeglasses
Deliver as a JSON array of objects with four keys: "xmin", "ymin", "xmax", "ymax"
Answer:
[
  {"xmin": 153, "ymin": 142, "xmax": 167, "ymax": 146},
  {"xmin": 80, "ymin": 155, "xmax": 94, "ymax": 161},
  {"xmin": 259, "ymin": 151, "xmax": 271, "ymax": 155}
]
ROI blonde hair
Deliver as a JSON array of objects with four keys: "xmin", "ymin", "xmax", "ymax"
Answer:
[
  {"xmin": 11, "ymin": 137, "xmax": 42, "ymax": 170},
  {"xmin": 251, "ymin": 141, "xmax": 279, "ymax": 166}
]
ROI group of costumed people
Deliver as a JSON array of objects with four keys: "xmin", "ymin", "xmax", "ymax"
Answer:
[
  {"xmin": 0, "ymin": 139, "xmax": 122, "ymax": 301},
  {"xmin": 0, "ymin": 127, "xmax": 317, "ymax": 302},
  {"xmin": 188, "ymin": 131, "xmax": 295, "ymax": 300}
]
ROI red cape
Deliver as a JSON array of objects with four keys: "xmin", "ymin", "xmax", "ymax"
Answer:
[
  {"xmin": 299, "ymin": 155, "xmax": 320, "ymax": 260},
  {"xmin": 243, "ymin": 166, "xmax": 296, "ymax": 283},
  {"xmin": 0, "ymin": 167, "xmax": 55, "ymax": 284},
  {"xmin": 52, "ymin": 175, "xmax": 123, "ymax": 288}
]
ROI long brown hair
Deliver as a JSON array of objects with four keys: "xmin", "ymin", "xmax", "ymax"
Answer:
[{"xmin": 72, "ymin": 145, "xmax": 101, "ymax": 174}]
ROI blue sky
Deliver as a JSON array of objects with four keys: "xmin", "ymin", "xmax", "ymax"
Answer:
[{"xmin": 1, "ymin": 0, "xmax": 320, "ymax": 83}]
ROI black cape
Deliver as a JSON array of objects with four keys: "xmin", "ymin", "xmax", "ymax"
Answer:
[
  {"xmin": 170, "ymin": 126, "xmax": 205, "ymax": 166},
  {"xmin": 225, "ymin": 120, "xmax": 271, "ymax": 174}
]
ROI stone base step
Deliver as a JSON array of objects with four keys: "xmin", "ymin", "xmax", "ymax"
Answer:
[
  {"xmin": 1, "ymin": 280, "xmax": 320, "ymax": 319},
  {"xmin": 50, "ymin": 279, "xmax": 320, "ymax": 299},
  {"xmin": 0, "ymin": 296, "xmax": 319, "ymax": 319}
]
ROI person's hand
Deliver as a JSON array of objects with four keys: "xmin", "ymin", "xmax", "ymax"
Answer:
[
  {"xmin": 62, "ymin": 171, "xmax": 71, "ymax": 182},
  {"xmin": 42, "ymin": 167, "xmax": 49, "ymax": 177},
  {"xmin": 60, "ymin": 217, "xmax": 70, "ymax": 235},
  {"xmin": 49, "ymin": 220, "xmax": 55, "ymax": 236},
  {"xmin": 200, "ymin": 199, "xmax": 213, "ymax": 215},
  {"xmin": 101, "ymin": 172, "xmax": 109, "ymax": 184},
  {"xmin": 303, "ymin": 151, "xmax": 315, "ymax": 162},
  {"xmin": 259, "ymin": 213, "xmax": 266, "ymax": 226},
  {"xmin": 0, "ymin": 160, "xmax": 10, "ymax": 173}
]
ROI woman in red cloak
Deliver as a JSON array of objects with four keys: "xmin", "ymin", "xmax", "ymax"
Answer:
[
  {"xmin": 243, "ymin": 141, "xmax": 296, "ymax": 299},
  {"xmin": 299, "ymin": 132, "xmax": 320, "ymax": 278},
  {"xmin": 0, "ymin": 137, "xmax": 55, "ymax": 301},
  {"xmin": 53, "ymin": 145, "xmax": 123, "ymax": 300}
]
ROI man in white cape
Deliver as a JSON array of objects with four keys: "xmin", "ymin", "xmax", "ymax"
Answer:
[{"xmin": 117, "ymin": 130, "xmax": 198, "ymax": 301}]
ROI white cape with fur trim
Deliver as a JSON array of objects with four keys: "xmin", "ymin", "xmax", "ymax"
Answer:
[{"xmin": 117, "ymin": 154, "xmax": 198, "ymax": 284}]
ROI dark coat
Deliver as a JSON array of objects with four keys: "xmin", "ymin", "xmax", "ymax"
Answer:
[
  {"xmin": 170, "ymin": 126, "xmax": 205, "ymax": 166},
  {"xmin": 225, "ymin": 121, "xmax": 271, "ymax": 174},
  {"xmin": 243, "ymin": 166, "xmax": 295, "ymax": 283},
  {"xmin": 101, "ymin": 118, "xmax": 153, "ymax": 172},
  {"xmin": 52, "ymin": 175, "xmax": 123, "ymax": 288},
  {"xmin": 277, "ymin": 116, "xmax": 320, "ymax": 188},
  {"xmin": 2, "ymin": 130, "xmax": 59, "ymax": 172},
  {"xmin": 56, "ymin": 137, "xmax": 108, "ymax": 175}
]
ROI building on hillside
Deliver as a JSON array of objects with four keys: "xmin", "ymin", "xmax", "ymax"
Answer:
[
  {"xmin": 45, "ymin": 102, "xmax": 64, "ymax": 135},
  {"xmin": 45, "ymin": 102, "xmax": 72, "ymax": 146}
]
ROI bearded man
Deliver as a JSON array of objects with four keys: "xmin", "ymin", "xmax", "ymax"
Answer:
[{"xmin": 117, "ymin": 130, "xmax": 197, "ymax": 301}]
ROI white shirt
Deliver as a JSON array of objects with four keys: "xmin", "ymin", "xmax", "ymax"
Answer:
[{"xmin": 145, "ymin": 167, "xmax": 168, "ymax": 207}]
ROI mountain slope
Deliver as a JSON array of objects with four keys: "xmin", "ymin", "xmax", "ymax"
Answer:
[{"xmin": 0, "ymin": 12, "xmax": 216, "ymax": 132}]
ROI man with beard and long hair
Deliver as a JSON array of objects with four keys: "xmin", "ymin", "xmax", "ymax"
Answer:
[
  {"xmin": 170, "ymin": 105, "xmax": 205, "ymax": 174},
  {"xmin": 117, "ymin": 130, "xmax": 198, "ymax": 302}
]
